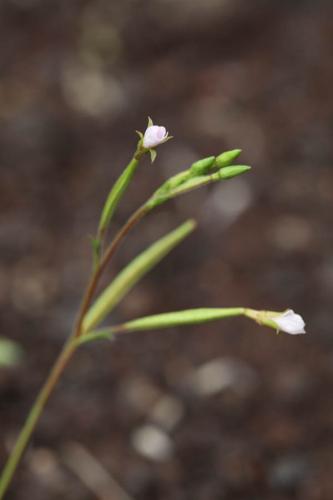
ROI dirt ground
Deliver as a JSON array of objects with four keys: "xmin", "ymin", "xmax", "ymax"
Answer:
[{"xmin": 0, "ymin": 1, "xmax": 333, "ymax": 499}]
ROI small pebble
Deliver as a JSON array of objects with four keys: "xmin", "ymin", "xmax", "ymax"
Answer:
[
  {"xmin": 184, "ymin": 357, "xmax": 258, "ymax": 397},
  {"xmin": 150, "ymin": 395, "xmax": 185, "ymax": 431},
  {"xmin": 120, "ymin": 376, "xmax": 162, "ymax": 415},
  {"xmin": 131, "ymin": 425, "xmax": 174, "ymax": 462}
]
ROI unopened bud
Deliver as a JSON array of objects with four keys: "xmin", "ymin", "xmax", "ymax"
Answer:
[
  {"xmin": 271, "ymin": 309, "xmax": 306, "ymax": 335},
  {"xmin": 214, "ymin": 165, "xmax": 251, "ymax": 180},
  {"xmin": 190, "ymin": 156, "xmax": 216, "ymax": 176},
  {"xmin": 245, "ymin": 308, "xmax": 306, "ymax": 335},
  {"xmin": 143, "ymin": 125, "xmax": 169, "ymax": 149},
  {"xmin": 215, "ymin": 149, "xmax": 242, "ymax": 169}
]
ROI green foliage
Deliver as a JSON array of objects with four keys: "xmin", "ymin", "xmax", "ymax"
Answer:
[
  {"xmin": 0, "ymin": 338, "xmax": 23, "ymax": 367},
  {"xmin": 78, "ymin": 307, "xmax": 245, "ymax": 344},
  {"xmin": 98, "ymin": 157, "xmax": 140, "ymax": 236},
  {"xmin": 116, "ymin": 307, "xmax": 246, "ymax": 331},
  {"xmin": 83, "ymin": 220, "xmax": 196, "ymax": 332},
  {"xmin": 145, "ymin": 149, "xmax": 250, "ymax": 209}
]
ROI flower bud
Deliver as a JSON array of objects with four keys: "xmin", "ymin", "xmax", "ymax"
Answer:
[
  {"xmin": 271, "ymin": 309, "xmax": 306, "ymax": 335},
  {"xmin": 245, "ymin": 308, "xmax": 306, "ymax": 335},
  {"xmin": 215, "ymin": 149, "xmax": 242, "ymax": 169},
  {"xmin": 143, "ymin": 125, "xmax": 169, "ymax": 149},
  {"xmin": 190, "ymin": 156, "xmax": 216, "ymax": 176},
  {"xmin": 213, "ymin": 165, "xmax": 251, "ymax": 180}
]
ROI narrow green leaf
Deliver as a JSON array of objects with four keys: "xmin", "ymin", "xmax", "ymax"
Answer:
[
  {"xmin": 83, "ymin": 219, "xmax": 196, "ymax": 332},
  {"xmin": 98, "ymin": 156, "xmax": 140, "ymax": 235},
  {"xmin": 0, "ymin": 338, "xmax": 23, "ymax": 367},
  {"xmin": 78, "ymin": 307, "xmax": 245, "ymax": 345},
  {"xmin": 117, "ymin": 307, "xmax": 245, "ymax": 331}
]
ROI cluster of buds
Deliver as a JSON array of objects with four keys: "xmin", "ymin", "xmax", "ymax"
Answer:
[{"xmin": 145, "ymin": 149, "xmax": 250, "ymax": 209}]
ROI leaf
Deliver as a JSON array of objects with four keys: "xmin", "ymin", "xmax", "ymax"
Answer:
[
  {"xmin": 0, "ymin": 337, "xmax": 23, "ymax": 367},
  {"xmin": 83, "ymin": 219, "xmax": 196, "ymax": 332},
  {"xmin": 116, "ymin": 307, "xmax": 245, "ymax": 332},
  {"xmin": 78, "ymin": 307, "xmax": 245, "ymax": 344},
  {"xmin": 98, "ymin": 157, "xmax": 140, "ymax": 234}
]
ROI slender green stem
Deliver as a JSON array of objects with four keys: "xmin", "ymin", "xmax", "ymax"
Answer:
[
  {"xmin": 0, "ymin": 205, "xmax": 149, "ymax": 498},
  {"xmin": 0, "ymin": 138, "xmax": 151, "ymax": 497},
  {"xmin": 73, "ymin": 204, "xmax": 149, "ymax": 338},
  {"xmin": 0, "ymin": 340, "xmax": 77, "ymax": 499}
]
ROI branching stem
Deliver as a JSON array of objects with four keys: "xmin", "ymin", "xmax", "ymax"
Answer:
[{"xmin": 0, "ymin": 204, "xmax": 148, "ymax": 499}]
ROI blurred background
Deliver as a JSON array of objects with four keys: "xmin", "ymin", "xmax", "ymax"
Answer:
[{"xmin": 0, "ymin": 0, "xmax": 332, "ymax": 499}]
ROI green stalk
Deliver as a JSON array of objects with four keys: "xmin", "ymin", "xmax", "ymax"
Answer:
[
  {"xmin": 0, "ymin": 206, "xmax": 149, "ymax": 498},
  {"xmin": 0, "ymin": 340, "xmax": 77, "ymax": 499},
  {"xmin": 0, "ymin": 142, "xmax": 254, "ymax": 497},
  {"xmin": 73, "ymin": 205, "xmax": 149, "ymax": 339}
]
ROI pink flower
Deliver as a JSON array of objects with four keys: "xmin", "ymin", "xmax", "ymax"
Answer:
[{"xmin": 143, "ymin": 125, "xmax": 169, "ymax": 149}]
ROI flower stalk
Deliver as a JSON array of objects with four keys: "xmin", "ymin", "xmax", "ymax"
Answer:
[
  {"xmin": 0, "ymin": 340, "xmax": 76, "ymax": 499},
  {"xmin": 0, "ymin": 118, "xmax": 305, "ymax": 499},
  {"xmin": 77, "ymin": 307, "xmax": 306, "ymax": 346}
]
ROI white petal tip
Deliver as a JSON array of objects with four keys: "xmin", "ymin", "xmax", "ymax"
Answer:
[{"xmin": 272, "ymin": 309, "xmax": 306, "ymax": 335}]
